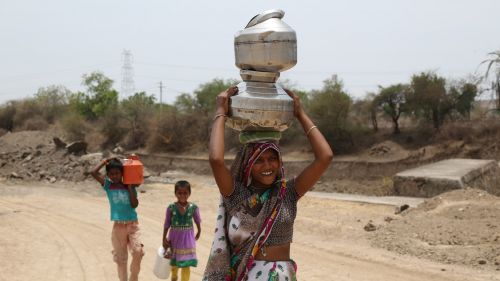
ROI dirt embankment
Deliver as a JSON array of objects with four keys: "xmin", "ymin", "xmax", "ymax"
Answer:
[
  {"xmin": 371, "ymin": 188, "xmax": 500, "ymax": 270},
  {"xmin": 0, "ymin": 131, "xmax": 100, "ymax": 182},
  {"xmin": 1, "ymin": 130, "xmax": 498, "ymax": 196}
]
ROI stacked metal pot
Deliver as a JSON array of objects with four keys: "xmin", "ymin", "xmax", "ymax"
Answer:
[{"xmin": 226, "ymin": 9, "xmax": 297, "ymax": 133}]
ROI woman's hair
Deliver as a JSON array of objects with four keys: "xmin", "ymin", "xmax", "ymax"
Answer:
[
  {"xmin": 175, "ymin": 180, "xmax": 191, "ymax": 194},
  {"xmin": 105, "ymin": 158, "xmax": 123, "ymax": 173}
]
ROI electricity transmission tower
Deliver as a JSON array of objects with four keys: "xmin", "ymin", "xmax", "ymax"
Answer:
[{"xmin": 121, "ymin": 49, "xmax": 135, "ymax": 98}]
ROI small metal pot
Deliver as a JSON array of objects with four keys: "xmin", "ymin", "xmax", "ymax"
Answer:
[{"xmin": 234, "ymin": 9, "xmax": 297, "ymax": 73}]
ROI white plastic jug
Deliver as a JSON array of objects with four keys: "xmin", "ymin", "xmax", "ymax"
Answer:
[{"xmin": 153, "ymin": 246, "xmax": 171, "ymax": 279}]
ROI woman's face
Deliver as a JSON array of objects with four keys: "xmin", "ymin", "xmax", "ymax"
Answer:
[{"xmin": 250, "ymin": 149, "xmax": 280, "ymax": 188}]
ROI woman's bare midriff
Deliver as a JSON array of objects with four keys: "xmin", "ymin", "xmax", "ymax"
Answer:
[{"xmin": 255, "ymin": 243, "xmax": 291, "ymax": 261}]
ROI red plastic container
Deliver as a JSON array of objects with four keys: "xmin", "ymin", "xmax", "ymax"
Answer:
[{"xmin": 123, "ymin": 154, "xmax": 144, "ymax": 185}]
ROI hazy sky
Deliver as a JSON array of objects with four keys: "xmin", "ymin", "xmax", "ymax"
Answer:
[{"xmin": 1, "ymin": 0, "xmax": 499, "ymax": 104}]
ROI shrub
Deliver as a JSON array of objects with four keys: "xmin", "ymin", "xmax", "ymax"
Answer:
[
  {"xmin": 147, "ymin": 111, "xmax": 210, "ymax": 152},
  {"xmin": 60, "ymin": 112, "xmax": 89, "ymax": 141},
  {"xmin": 20, "ymin": 117, "xmax": 49, "ymax": 131}
]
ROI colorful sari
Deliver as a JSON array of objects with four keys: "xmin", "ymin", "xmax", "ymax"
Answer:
[{"xmin": 203, "ymin": 142, "xmax": 297, "ymax": 281}]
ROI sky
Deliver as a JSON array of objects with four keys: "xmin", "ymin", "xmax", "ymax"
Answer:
[{"xmin": 1, "ymin": 0, "xmax": 499, "ymax": 104}]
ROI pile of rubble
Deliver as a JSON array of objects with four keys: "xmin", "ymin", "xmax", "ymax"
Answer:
[
  {"xmin": 369, "ymin": 141, "xmax": 398, "ymax": 156},
  {"xmin": 0, "ymin": 131, "xmax": 104, "ymax": 182}
]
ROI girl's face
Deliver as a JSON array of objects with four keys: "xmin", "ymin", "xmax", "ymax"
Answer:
[
  {"xmin": 175, "ymin": 187, "xmax": 190, "ymax": 204},
  {"xmin": 250, "ymin": 149, "xmax": 280, "ymax": 188},
  {"xmin": 107, "ymin": 168, "xmax": 122, "ymax": 184}
]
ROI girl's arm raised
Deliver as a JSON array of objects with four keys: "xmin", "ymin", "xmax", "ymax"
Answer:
[
  {"xmin": 208, "ymin": 86, "xmax": 238, "ymax": 197},
  {"xmin": 90, "ymin": 159, "xmax": 107, "ymax": 186},
  {"xmin": 285, "ymin": 90, "xmax": 334, "ymax": 196}
]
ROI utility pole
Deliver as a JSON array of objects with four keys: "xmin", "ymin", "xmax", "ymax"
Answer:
[{"xmin": 159, "ymin": 81, "xmax": 164, "ymax": 114}]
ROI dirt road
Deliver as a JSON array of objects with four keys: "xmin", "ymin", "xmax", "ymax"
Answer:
[{"xmin": 0, "ymin": 178, "xmax": 497, "ymax": 281}]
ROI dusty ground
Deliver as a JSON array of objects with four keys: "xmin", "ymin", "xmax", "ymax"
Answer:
[
  {"xmin": 1, "ymin": 175, "xmax": 499, "ymax": 281},
  {"xmin": 372, "ymin": 188, "xmax": 500, "ymax": 270},
  {"xmin": 1, "ymin": 130, "xmax": 500, "ymax": 280}
]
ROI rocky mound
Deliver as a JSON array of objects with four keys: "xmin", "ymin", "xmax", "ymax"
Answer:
[
  {"xmin": 371, "ymin": 188, "xmax": 500, "ymax": 270},
  {"xmin": 0, "ymin": 131, "xmax": 103, "ymax": 182},
  {"xmin": 367, "ymin": 140, "xmax": 410, "ymax": 161}
]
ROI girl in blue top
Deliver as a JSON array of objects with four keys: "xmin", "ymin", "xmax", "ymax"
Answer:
[{"xmin": 91, "ymin": 157, "xmax": 144, "ymax": 281}]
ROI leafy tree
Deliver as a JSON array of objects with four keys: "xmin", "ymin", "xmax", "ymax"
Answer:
[
  {"xmin": 71, "ymin": 72, "xmax": 119, "ymax": 120},
  {"xmin": 374, "ymin": 84, "xmax": 409, "ymax": 134},
  {"xmin": 121, "ymin": 92, "xmax": 156, "ymax": 148},
  {"xmin": 308, "ymin": 76, "xmax": 352, "ymax": 150},
  {"xmin": 193, "ymin": 78, "xmax": 239, "ymax": 114},
  {"xmin": 408, "ymin": 72, "xmax": 451, "ymax": 129},
  {"xmin": 174, "ymin": 93, "xmax": 197, "ymax": 113},
  {"xmin": 448, "ymin": 80, "xmax": 478, "ymax": 119},
  {"xmin": 350, "ymin": 95, "xmax": 376, "ymax": 132},
  {"xmin": 480, "ymin": 50, "xmax": 500, "ymax": 110},
  {"xmin": 34, "ymin": 85, "xmax": 71, "ymax": 123}
]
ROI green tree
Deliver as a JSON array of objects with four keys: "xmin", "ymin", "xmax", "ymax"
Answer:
[
  {"xmin": 408, "ymin": 72, "xmax": 451, "ymax": 129},
  {"xmin": 448, "ymin": 80, "xmax": 478, "ymax": 119},
  {"xmin": 308, "ymin": 76, "xmax": 352, "ymax": 150},
  {"xmin": 350, "ymin": 95, "xmax": 377, "ymax": 132},
  {"xmin": 34, "ymin": 85, "xmax": 71, "ymax": 123},
  {"xmin": 71, "ymin": 72, "xmax": 119, "ymax": 120},
  {"xmin": 121, "ymin": 92, "xmax": 156, "ymax": 148},
  {"xmin": 374, "ymin": 84, "xmax": 409, "ymax": 134},
  {"xmin": 193, "ymin": 78, "xmax": 239, "ymax": 114},
  {"xmin": 174, "ymin": 93, "xmax": 197, "ymax": 113}
]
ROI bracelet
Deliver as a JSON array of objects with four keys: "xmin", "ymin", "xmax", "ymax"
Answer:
[
  {"xmin": 306, "ymin": 125, "xmax": 318, "ymax": 136},
  {"xmin": 213, "ymin": 113, "xmax": 228, "ymax": 121}
]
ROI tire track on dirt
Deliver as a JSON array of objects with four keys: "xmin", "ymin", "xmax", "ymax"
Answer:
[
  {"xmin": 0, "ymin": 199, "xmax": 88, "ymax": 281},
  {"xmin": 0, "ymin": 198, "xmax": 112, "ymax": 281}
]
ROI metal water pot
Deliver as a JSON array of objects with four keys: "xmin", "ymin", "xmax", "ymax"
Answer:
[
  {"xmin": 227, "ymin": 9, "xmax": 297, "ymax": 132},
  {"xmin": 234, "ymin": 9, "xmax": 297, "ymax": 72},
  {"xmin": 226, "ymin": 81, "xmax": 294, "ymax": 132}
]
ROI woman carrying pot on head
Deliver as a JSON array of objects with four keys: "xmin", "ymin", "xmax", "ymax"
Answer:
[{"xmin": 203, "ymin": 86, "xmax": 333, "ymax": 281}]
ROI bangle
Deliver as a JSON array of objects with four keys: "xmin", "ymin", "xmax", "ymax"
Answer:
[
  {"xmin": 213, "ymin": 113, "xmax": 227, "ymax": 121},
  {"xmin": 306, "ymin": 125, "xmax": 318, "ymax": 136}
]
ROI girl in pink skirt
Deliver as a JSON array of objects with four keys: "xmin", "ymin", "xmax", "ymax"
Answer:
[{"xmin": 162, "ymin": 180, "xmax": 201, "ymax": 281}]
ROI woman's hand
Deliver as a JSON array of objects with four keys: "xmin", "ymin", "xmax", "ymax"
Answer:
[
  {"xmin": 215, "ymin": 86, "xmax": 238, "ymax": 115},
  {"xmin": 284, "ymin": 89, "xmax": 304, "ymax": 118},
  {"xmin": 195, "ymin": 232, "xmax": 200, "ymax": 240}
]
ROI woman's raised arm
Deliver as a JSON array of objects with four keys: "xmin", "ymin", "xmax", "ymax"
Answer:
[
  {"xmin": 285, "ymin": 89, "xmax": 333, "ymax": 196},
  {"xmin": 208, "ymin": 86, "xmax": 238, "ymax": 196}
]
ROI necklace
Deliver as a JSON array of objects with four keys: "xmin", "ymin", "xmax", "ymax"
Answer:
[
  {"xmin": 177, "ymin": 202, "xmax": 188, "ymax": 211},
  {"xmin": 247, "ymin": 188, "xmax": 271, "ymax": 208}
]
